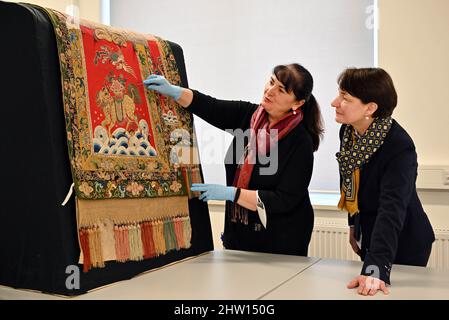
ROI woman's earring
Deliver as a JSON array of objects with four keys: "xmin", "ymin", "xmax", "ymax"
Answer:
[
  {"xmin": 365, "ymin": 116, "xmax": 369, "ymax": 120},
  {"xmin": 293, "ymin": 109, "xmax": 297, "ymax": 115}
]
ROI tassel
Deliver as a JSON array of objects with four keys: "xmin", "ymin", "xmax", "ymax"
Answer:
[
  {"xmin": 132, "ymin": 224, "xmax": 139, "ymax": 261},
  {"xmin": 163, "ymin": 220, "xmax": 170, "ymax": 251},
  {"xmin": 79, "ymin": 228, "xmax": 92, "ymax": 272},
  {"xmin": 115, "ymin": 226, "xmax": 122, "ymax": 262},
  {"xmin": 156, "ymin": 220, "xmax": 164, "ymax": 255},
  {"xmin": 119, "ymin": 225, "xmax": 126, "ymax": 263},
  {"xmin": 88, "ymin": 226, "xmax": 104, "ymax": 268},
  {"xmin": 146, "ymin": 222, "xmax": 156, "ymax": 258},
  {"xmin": 151, "ymin": 220, "xmax": 159, "ymax": 256},
  {"xmin": 132, "ymin": 224, "xmax": 140, "ymax": 261},
  {"xmin": 94, "ymin": 226, "xmax": 105, "ymax": 268},
  {"xmin": 174, "ymin": 217, "xmax": 185, "ymax": 249},
  {"xmin": 114, "ymin": 225, "xmax": 123, "ymax": 262},
  {"xmin": 167, "ymin": 218, "xmax": 177, "ymax": 251},
  {"xmin": 156, "ymin": 220, "xmax": 167, "ymax": 255},
  {"xmin": 119, "ymin": 225, "xmax": 127, "ymax": 262},
  {"xmin": 169, "ymin": 219, "xmax": 179, "ymax": 250},
  {"xmin": 163, "ymin": 219, "xmax": 172, "ymax": 251},
  {"xmin": 87, "ymin": 227, "xmax": 99, "ymax": 268},
  {"xmin": 141, "ymin": 221, "xmax": 149, "ymax": 258},
  {"xmin": 182, "ymin": 216, "xmax": 192, "ymax": 248},
  {"xmin": 140, "ymin": 221, "xmax": 149, "ymax": 259},
  {"xmin": 123, "ymin": 225, "xmax": 130, "ymax": 261},
  {"xmin": 87, "ymin": 228, "xmax": 96, "ymax": 267},
  {"xmin": 136, "ymin": 224, "xmax": 144, "ymax": 260},
  {"xmin": 128, "ymin": 224, "xmax": 136, "ymax": 261},
  {"xmin": 129, "ymin": 224, "xmax": 143, "ymax": 261}
]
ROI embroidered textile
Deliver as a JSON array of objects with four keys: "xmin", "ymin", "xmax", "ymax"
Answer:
[
  {"xmin": 42, "ymin": 8, "xmax": 202, "ymax": 270},
  {"xmin": 46, "ymin": 9, "xmax": 201, "ymax": 200}
]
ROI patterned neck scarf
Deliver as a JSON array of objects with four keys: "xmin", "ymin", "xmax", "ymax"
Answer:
[
  {"xmin": 337, "ymin": 117, "xmax": 393, "ymax": 216},
  {"xmin": 230, "ymin": 105, "xmax": 304, "ymax": 225}
]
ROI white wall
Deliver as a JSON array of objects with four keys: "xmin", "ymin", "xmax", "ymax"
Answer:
[
  {"xmin": 110, "ymin": 0, "xmax": 375, "ymax": 192},
  {"xmin": 208, "ymin": 0, "xmax": 449, "ymax": 250},
  {"xmin": 378, "ymin": 0, "xmax": 449, "ymax": 229},
  {"xmin": 4, "ymin": 0, "xmax": 101, "ymax": 22},
  {"xmin": 7, "ymin": 0, "xmax": 447, "ymax": 248},
  {"xmin": 378, "ymin": 0, "xmax": 449, "ymax": 166}
]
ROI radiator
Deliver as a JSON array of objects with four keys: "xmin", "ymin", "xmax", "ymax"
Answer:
[
  {"xmin": 428, "ymin": 230, "xmax": 449, "ymax": 270},
  {"xmin": 309, "ymin": 219, "xmax": 449, "ymax": 270}
]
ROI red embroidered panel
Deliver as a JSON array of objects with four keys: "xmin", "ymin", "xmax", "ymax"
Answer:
[
  {"xmin": 81, "ymin": 26, "xmax": 157, "ymax": 156},
  {"xmin": 45, "ymin": 10, "xmax": 202, "ymax": 200}
]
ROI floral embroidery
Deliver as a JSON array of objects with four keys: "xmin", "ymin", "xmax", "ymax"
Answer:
[
  {"xmin": 126, "ymin": 182, "xmax": 144, "ymax": 196},
  {"xmin": 170, "ymin": 181, "xmax": 182, "ymax": 193},
  {"xmin": 79, "ymin": 182, "xmax": 94, "ymax": 197}
]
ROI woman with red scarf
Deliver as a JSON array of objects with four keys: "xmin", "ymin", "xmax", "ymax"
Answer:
[{"xmin": 144, "ymin": 64, "xmax": 323, "ymax": 256}]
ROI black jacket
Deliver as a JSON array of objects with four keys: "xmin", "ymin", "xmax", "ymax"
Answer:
[
  {"xmin": 189, "ymin": 90, "xmax": 315, "ymax": 256},
  {"xmin": 341, "ymin": 120, "xmax": 435, "ymax": 284}
]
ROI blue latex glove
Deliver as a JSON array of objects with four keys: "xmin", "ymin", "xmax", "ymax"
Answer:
[
  {"xmin": 191, "ymin": 183, "xmax": 236, "ymax": 202},
  {"xmin": 143, "ymin": 74, "xmax": 183, "ymax": 100}
]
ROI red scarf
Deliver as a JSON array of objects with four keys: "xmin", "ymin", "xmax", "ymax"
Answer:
[{"xmin": 233, "ymin": 106, "xmax": 304, "ymax": 189}]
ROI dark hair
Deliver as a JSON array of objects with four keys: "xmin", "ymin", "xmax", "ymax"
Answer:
[
  {"xmin": 337, "ymin": 68, "xmax": 398, "ymax": 118},
  {"xmin": 274, "ymin": 63, "xmax": 324, "ymax": 152}
]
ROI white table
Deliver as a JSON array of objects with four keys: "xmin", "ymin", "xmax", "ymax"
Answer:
[
  {"xmin": 261, "ymin": 258, "xmax": 449, "ymax": 300},
  {"xmin": 0, "ymin": 250, "xmax": 319, "ymax": 300},
  {"xmin": 1, "ymin": 251, "xmax": 448, "ymax": 300}
]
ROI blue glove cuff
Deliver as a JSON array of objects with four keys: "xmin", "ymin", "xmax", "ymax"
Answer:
[
  {"xmin": 227, "ymin": 187, "xmax": 237, "ymax": 202},
  {"xmin": 171, "ymin": 85, "xmax": 183, "ymax": 101}
]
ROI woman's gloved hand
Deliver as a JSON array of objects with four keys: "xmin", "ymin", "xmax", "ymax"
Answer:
[
  {"xmin": 191, "ymin": 183, "xmax": 236, "ymax": 202},
  {"xmin": 143, "ymin": 74, "xmax": 183, "ymax": 100}
]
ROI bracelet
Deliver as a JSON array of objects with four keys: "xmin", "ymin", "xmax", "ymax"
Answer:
[{"xmin": 234, "ymin": 188, "xmax": 241, "ymax": 202}]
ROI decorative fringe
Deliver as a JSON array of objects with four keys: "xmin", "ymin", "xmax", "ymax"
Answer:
[
  {"xmin": 182, "ymin": 216, "xmax": 192, "ymax": 248},
  {"xmin": 153, "ymin": 220, "xmax": 166, "ymax": 256},
  {"xmin": 122, "ymin": 226, "xmax": 130, "ymax": 261},
  {"xmin": 79, "ymin": 228, "xmax": 92, "ymax": 272},
  {"xmin": 114, "ymin": 226, "xmax": 124, "ymax": 262},
  {"xmin": 181, "ymin": 167, "xmax": 203, "ymax": 198},
  {"xmin": 87, "ymin": 226, "xmax": 105, "ymax": 268},
  {"xmin": 173, "ymin": 217, "xmax": 184, "ymax": 249},
  {"xmin": 142, "ymin": 221, "xmax": 156, "ymax": 259},
  {"xmin": 164, "ymin": 219, "xmax": 177, "ymax": 251},
  {"xmin": 79, "ymin": 215, "xmax": 191, "ymax": 272}
]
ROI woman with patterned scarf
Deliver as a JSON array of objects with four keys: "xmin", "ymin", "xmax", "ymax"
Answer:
[
  {"xmin": 332, "ymin": 68, "xmax": 435, "ymax": 296},
  {"xmin": 144, "ymin": 63, "xmax": 323, "ymax": 256}
]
